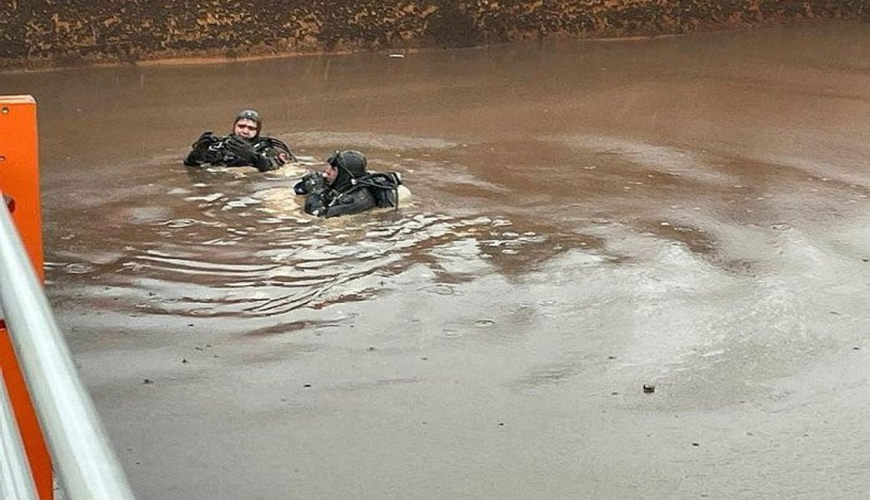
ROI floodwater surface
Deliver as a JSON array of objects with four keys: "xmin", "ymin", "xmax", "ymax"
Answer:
[{"xmin": 2, "ymin": 22, "xmax": 869, "ymax": 500}]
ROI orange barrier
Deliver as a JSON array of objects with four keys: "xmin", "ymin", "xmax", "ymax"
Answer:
[{"xmin": 0, "ymin": 95, "xmax": 53, "ymax": 500}]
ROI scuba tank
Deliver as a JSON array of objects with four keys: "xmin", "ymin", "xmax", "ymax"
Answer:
[{"xmin": 348, "ymin": 171, "xmax": 403, "ymax": 209}]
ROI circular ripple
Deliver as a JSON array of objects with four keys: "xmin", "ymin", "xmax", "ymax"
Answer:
[
  {"xmin": 163, "ymin": 218, "xmax": 197, "ymax": 228},
  {"xmin": 64, "ymin": 263, "xmax": 96, "ymax": 274}
]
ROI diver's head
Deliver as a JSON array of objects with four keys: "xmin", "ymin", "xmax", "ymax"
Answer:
[
  {"xmin": 233, "ymin": 109, "xmax": 262, "ymax": 139},
  {"xmin": 325, "ymin": 150, "xmax": 367, "ymax": 187}
]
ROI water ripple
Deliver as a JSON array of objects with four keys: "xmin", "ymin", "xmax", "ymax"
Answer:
[{"xmin": 49, "ymin": 208, "xmax": 570, "ymax": 320}]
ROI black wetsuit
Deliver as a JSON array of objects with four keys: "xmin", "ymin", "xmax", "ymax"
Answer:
[
  {"xmin": 184, "ymin": 132, "xmax": 295, "ymax": 172},
  {"xmin": 293, "ymin": 171, "xmax": 402, "ymax": 218}
]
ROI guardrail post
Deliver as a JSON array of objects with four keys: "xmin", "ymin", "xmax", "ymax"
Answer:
[{"xmin": 0, "ymin": 95, "xmax": 53, "ymax": 500}]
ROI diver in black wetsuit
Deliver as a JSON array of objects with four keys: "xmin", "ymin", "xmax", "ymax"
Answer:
[
  {"xmin": 293, "ymin": 150, "xmax": 403, "ymax": 218},
  {"xmin": 184, "ymin": 109, "xmax": 295, "ymax": 172}
]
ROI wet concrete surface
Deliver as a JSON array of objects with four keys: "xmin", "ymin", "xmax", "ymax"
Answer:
[{"xmin": 2, "ymin": 23, "xmax": 869, "ymax": 499}]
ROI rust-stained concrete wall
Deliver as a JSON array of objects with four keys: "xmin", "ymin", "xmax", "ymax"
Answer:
[{"xmin": 0, "ymin": 0, "xmax": 866, "ymax": 70}]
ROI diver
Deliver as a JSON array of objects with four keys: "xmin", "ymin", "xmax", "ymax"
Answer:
[
  {"xmin": 184, "ymin": 109, "xmax": 296, "ymax": 172},
  {"xmin": 293, "ymin": 150, "xmax": 403, "ymax": 218}
]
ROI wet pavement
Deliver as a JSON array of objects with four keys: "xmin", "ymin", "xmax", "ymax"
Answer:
[{"xmin": 2, "ymin": 22, "xmax": 869, "ymax": 500}]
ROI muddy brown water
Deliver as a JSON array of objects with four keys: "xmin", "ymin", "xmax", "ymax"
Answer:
[{"xmin": 2, "ymin": 23, "xmax": 869, "ymax": 500}]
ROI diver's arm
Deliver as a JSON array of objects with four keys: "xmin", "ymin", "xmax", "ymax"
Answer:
[
  {"xmin": 184, "ymin": 131, "xmax": 221, "ymax": 166},
  {"xmin": 251, "ymin": 138, "xmax": 296, "ymax": 172},
  {"xmin": 223, "ymin": 134, "xmax": 272, "ymax": 170},
  {"xmin": 303, "ymin": 193, "xmax": 331, "ymax": 217},
  {"xmin": 184, "ymin": 150, "xmax": 203, "ymax": 166},
  {"xmin": 250, "ymin": 154, "xmax": 273, "ymax": 172},
  {"xmin": 295, "ymin": 172, "xmax": 332, "ymax": 216},
  {"xmin": 265, "ymin": 138, "xmax": 297, "ymax": 163}
]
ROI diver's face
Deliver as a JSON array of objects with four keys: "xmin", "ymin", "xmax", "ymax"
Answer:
[
  {"xmin": 233, "ymin": 118, "xmax": 259, "ymax": 139},
  {"xmin": 324, "ymin": 163, "xmax": 339, "ymax": 185}
]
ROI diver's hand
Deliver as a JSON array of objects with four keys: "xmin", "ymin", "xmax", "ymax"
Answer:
[
  {"xmin": 186, "ymin": 132, "xmax": 222, "ymax": 165},
  {"xmin": 191, "ymin": 132, "xmax": 220, "ymax": 151},
  {"xmin": 304, "ymin": 172, "xmax": 327, "ymax": 194},
  {"xmin": 223, "ymin": 134, "xmax": 258, "ymax": 164},
  {"xmin": 294, "ymin": 172, "xmax": 327, "ymax": 195}
]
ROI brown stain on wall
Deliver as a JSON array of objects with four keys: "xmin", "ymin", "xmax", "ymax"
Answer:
[{"xmin": 0, "ymin": 0, "xmax": 866, "ymax": 70}]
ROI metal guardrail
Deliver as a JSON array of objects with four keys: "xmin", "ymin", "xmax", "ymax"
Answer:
[
  {"xmin": 0, "ymin": 368, "xmax": 40, "ymax": 500},
  {"xmin": 0, "ymin": 200, "xmax": 136, "ymax": 500}
]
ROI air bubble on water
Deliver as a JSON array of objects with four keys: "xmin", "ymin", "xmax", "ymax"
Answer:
[
  {"xmin": 163, "ymin": 218, "xmax": 196, "ymax": 228},
  {"xmin": 64, "ymin": 263, "xmax": 95, "ymax": 274}
]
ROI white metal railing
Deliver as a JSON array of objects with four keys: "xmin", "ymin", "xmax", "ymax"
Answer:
[
  {"xmin": 0, "ymin": 368, "xmax": 39, "ymax": 500},
  {"xmin": 0, "ymin": 200, "xmax": 136, "ymax": 500}
]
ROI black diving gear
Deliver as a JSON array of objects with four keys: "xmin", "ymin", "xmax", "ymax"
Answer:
[
  {"xmin": 293, "ymin": 150, "xmax": 403, "ymax": 218},
  {"xmin": 184, "ymin": 132, "xmax": 296, "ymax": 172}
]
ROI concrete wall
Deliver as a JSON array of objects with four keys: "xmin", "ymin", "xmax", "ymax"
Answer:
[{"xmin": 0, "ymin": 0, "xmax": 866, "ymax": 70}]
